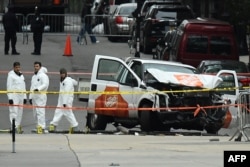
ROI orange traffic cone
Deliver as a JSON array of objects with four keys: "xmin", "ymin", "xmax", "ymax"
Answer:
[{"xmin": 63, "ymin": 35, "xmax": 73, "ymax": 57}]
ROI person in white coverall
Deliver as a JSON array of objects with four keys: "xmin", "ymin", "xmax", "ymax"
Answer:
[
  {"xmin": 49, "ymin": 68, "xmax": 79, "ymax": 132},
  {"xmin": 29, "ymin": 62, "xmax": 49, "ymax": 134},
  {"xmin": 7, "ymin": 62, "xmax": 27, "ymax": 133}
]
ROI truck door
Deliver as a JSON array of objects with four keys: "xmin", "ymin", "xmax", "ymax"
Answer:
[
  {"xmin": 88, "ymin": 55, "xmax": 142, "ymax": 118},
  {"xmin": 216, "ymin": 70, "xmax": 239, "ymax": 129}
]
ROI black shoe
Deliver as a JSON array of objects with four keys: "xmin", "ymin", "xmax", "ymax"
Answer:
[
  {"xmin": 77, "ymin": 36, "xmax": 80, "ymax": 44},
  {"xmin": 31, "ymin": 52, "xmax": 40, "ymax": 55},
  {"xmin": 5, "ymin": 52, "xmax": 8, "ymax": 55},
  {"xmin": 12, "ymin": 52, "xmax": 20, "ymax": 55}
]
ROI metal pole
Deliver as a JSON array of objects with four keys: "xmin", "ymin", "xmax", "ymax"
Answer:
[
  {"xmin": 134, "ymin": 0, "xmax": 144, "ymax": 58},
  {"xmin": 134, "ymin": 12, "xmax": 140, "ymax": 58},
  {"xmin": 248, "ymin": 34, "xmax": 250, "ymax": 70},
  {"xmin": 12, "ymin": 118, "xmax": 16, "ymax": 153}
]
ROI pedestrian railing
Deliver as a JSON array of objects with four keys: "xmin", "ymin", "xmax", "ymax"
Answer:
[
  {"xmin": 0, "ymin": 13, "xmax": 27, "ymax": 44},
  {"xmin": 229, "ymin": 92, "xmax": 250, "ymax": 142},
  {"xmin": 85, "ymin": 14, "xmax": 134, "ymax": 37},
  {"xmin": 0, "ymin": 13, "xmax": 133, "ymax": 43}
]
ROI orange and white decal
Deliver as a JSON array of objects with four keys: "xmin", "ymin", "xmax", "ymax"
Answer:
[
  {"xmin": 174, "ymin": 74, "xmax": 203, "ymax": 87},
  {"xmin": 147, "ymin": 68, "xmax": 223, "ymax": 89},
  {"xmin": 95, "ymin": 86, "xmax": 129, "ymax": 117}
]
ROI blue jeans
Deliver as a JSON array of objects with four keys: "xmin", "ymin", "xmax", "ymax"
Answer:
[{"xmin": 79, "ymin": 22, "xmax": 97, "ymax": 43}]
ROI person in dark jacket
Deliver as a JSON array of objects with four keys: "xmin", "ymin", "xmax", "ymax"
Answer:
[
  {"xmin": 2, "ymin": 6, "xmax": 20, "ymax": 55},
  {"xmin": 31, "ymin": 6, "xmax": 45, "ymax": 55},
  {"xmin": 77, "ymin": 0, "xmax": 99, "ymax": 44}
]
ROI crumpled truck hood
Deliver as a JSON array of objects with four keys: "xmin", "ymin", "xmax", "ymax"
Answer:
[{"xmin": 147, "ymin": 68, "xmax": 223, "ymax": 89}]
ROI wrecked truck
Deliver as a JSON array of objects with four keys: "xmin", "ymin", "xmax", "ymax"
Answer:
[{"xmin": 81, "ymin": 55, "xmax": 233, "ymax": 133}]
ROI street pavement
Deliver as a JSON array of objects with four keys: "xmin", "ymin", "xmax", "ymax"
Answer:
[
  {"xmin": 1, "ymin": 134, "xmax": 250, "ymax": 167},
  {"xmin": 0, "ymin": 34, "xmax": 250, "ymax": 167}
]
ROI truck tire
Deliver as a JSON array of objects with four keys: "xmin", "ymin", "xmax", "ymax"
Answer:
[
  {"xmin": 140, "ymin": 103, "xmax": 156, "ymax": 131},
  {"xmin": 86, "ymin": 113, "xmax": 108, "ymax": 130},
  {"xmin": 205, "ymin": 126, "xmax": 220, "ymax": 134},
  {"xmin": 140, "ymin": 103, "xmax": 166, "ymax": 132}
]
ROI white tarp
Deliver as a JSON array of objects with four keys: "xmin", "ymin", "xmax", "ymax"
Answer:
[{"xmin": 147, "ymin": 68, "xmax": 223, "ymax": 89}]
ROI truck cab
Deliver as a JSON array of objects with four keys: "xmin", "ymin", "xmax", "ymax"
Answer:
[{"xmin": 80, "ymin": 55, "xmax": 244, "ymax": 133}]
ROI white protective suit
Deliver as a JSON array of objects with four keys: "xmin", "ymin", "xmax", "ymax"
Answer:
[
  {"xmin": 50, "ymin": 77, "xmax": 78, "ymax": 127},
  {"xmin": 29, "ymin": 67, "xmax": 49, "ymax": 129},
  {"xmin": 7, "ymin": 70, "xmax": 27, "ymax": 127}
]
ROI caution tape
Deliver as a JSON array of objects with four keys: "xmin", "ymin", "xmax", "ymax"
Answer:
[{"xmin": 1, "ymin": 102, "xmax": 249, "ymax": 115}]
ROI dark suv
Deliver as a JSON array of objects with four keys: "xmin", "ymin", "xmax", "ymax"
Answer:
[
  {"xmin": 129, "ymin": 0, "xmax": 191, "ymax": 52},
  {"xmin": 140, "ymin": 4, "xmax": 195, "ymax": 53},
  {"xmin": 140, "ymin": 0, "xmax": 182, "ymax": 18}
]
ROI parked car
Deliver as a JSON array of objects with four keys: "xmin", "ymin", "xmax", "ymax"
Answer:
[
  {"xmin": 84, "ymin": 55, "xmax": 237, "ymax": 133},
  {"xmin": 106, "ymin": 3, "xmax": 137, "ymax": 41},
  {"xmin": 197, "ymin": 60, "xmax": 249, "ymax": 74},
  {"xmin": 100, "ymin": 0, "xmax": 136, "ymax": 34},
  {"xmin": 128, "ymin": 0, "xmax": 195, "ymax": 53},
  {"xmin": 165, "ymin": 18, "xmax": 239, "ymax": 67},
  {"xmin": 139, "ymin": 4, "xmax": 195, "ymax": 53}
]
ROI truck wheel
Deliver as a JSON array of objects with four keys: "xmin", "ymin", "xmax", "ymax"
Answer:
[
  {"xmin": 140, "ymin": 103, "xmax": 166, "ymax": 132},
  {"xmin": 205, "ymin": 126, "xmax": 220, "ymax": 134},
  {"xmin": 86, "ymin": 113, "xmax": 108, "ymax": 130},
  {"xmin": 140, "ymin": 103, "xmax": 155, "ymax": 131}
]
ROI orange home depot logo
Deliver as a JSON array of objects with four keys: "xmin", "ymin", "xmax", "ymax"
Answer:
[
  {"xmin": 105, "ymin": 95, "xmax": 118, "ymax": 107},
  {"xmin": 174, "ymin": 74, "xmax": 203, "ymax": 87},
  {"xmin": 95, "ymin": 86, "xmax": 129, "ymax": 117}
]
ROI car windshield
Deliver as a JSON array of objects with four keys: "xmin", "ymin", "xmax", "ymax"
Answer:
[{"xmin": 143, "ymin": 63, "xmax": 198, "ymax": 74}]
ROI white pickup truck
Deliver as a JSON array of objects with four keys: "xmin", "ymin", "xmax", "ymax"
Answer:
[{"xmin": 79, "ymin": 55, "xmax": 246, "ymax": 133}]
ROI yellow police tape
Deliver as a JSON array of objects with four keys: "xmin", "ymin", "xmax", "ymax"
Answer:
[{"xmin": 0, "ymin": 86, "xmax": 249, "ymax": 94}]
